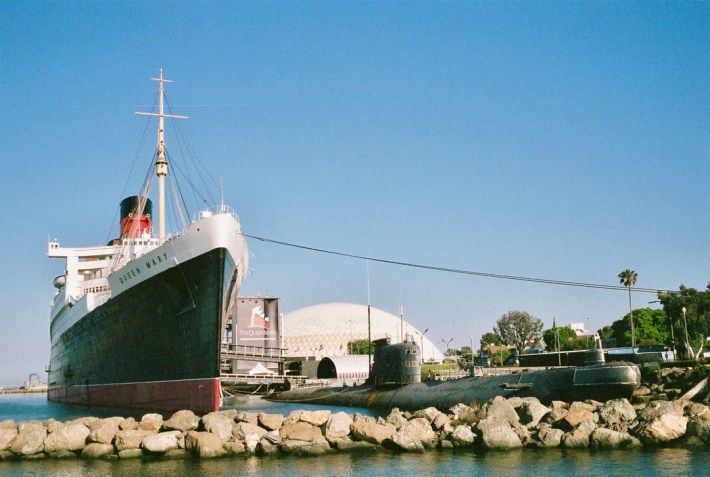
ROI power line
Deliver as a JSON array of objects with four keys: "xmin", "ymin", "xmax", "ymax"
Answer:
[{"xmin": 240, "ymin": 233, "xmax": 670, "ymax": 295}]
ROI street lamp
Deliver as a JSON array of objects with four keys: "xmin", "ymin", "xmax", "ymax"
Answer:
[
  {"xmin": 682, "ymin": 306, "xmax": 689, "ymax": 358},
  {"xmin": 415, "ymin": 328, "xmax": 428, "ymax": 363},
  {"xmin": 441, "ymin": 337, "xmax": 454, "ymax": 356}
]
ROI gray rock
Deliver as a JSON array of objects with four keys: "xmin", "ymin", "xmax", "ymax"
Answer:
[
  {"xmin": 476, "ymin": 417, "xmax": 523, "ymax": 450},
  {"xmin": 0, "ymin": 428, "xmax": 18, "ymax": 452},
  {"xmin": 636, "ymin": 414, "xmax": 688, "ymax": 444},
  {"xmin": 350, "ymin": 419, "xmax": 396, "ymax": 445},
  {"xmin": 432, "ymin": 413, "xmax": 452, "ymax": 431},
  {"xmin": 138, "ymin": 413, "xmax": 163, "ymax": 433},
  {"xmin": 481, "ymin": 396, "xmax": 519, "ymax": 425},
  {"xmin": 235, "ymin": 411, "xmax": 259, "ymax": 425},
  {"xmin": 449, "ymin": 403, "xmax": 478, "ymax": 424},
  {"xmin": 81, "ymin": 443, "xmax": 114, "ymax": 459},
  {"xmin": 332, "ymin": 436, "xmax": 378, "ymax": 451},
  {"xmin": 88, "ymin": 417, "xmax": 123, "ymax": 444},
  {"xmin": 554, "ymin": 406, "xmax": 596, "ymax": 432},
  {"xmin": 223, "ymin": 440, "xmax": 246, "ymax": 454},
  {"xmin": 279, "ymin": 435, "xmax": 333, "ymax": 455},
  {"xmin": 536, "ymin": 427, "xmax": 564, "ymax": 448},
  {"xmin": 141, "ymin": 431, "xmax": 181, "ymax": 453},
  {"xmin": 244, "ymin": 432, "xmax": 260, "ymax": 454},
  {"xmin": 233, "ymin": 421, "xmax": 267, "ymax": 441},
  {"xmin": 292, "ymin": 410, "xmax": 332, "ymax": 427},
  {"xmin": 561, "ymin": 419, "xmax": 596, "ymax": 448},
  {"xmin": 256, "ymin": 438, "xmax": 280, "ymax": 455},
  {"xmin": 117, "ymin": 448, "xmax": 143, "ymax": 459},
  {"xmin": 638, "ymin": 400, "xmax": 684, "ymax": 422},
  {"xmin": 280, "ymin": 421, "xmax": 323, "ymax": 442},
  {"xmin": 257, "ymin": 412, "xmax": 285, "ymax": 431},
  {"xmin": 324, "ymin": 412, "xmax": 354, "ymax": 442},
  {"xmin": 10, "ymin": 425, "xmax": 46, "ymax": 455},
  {"xmin": 449, "ymin": 425, "xmax": 476, "ymax": 447},
  {"xmin": 163, "ymin": 410, "xmax": 199, "ymax": 432},
  {"xmin": 413, "ymin": 407, "xmax": 441, "ymax": 423},
  {"xmin": 119, "ymin": 417, "xmax": 136, "ymax": 430},
  {"xmin": 590, "ymin": 428, "xmax": 642, "ymax": 449},
  {"xmin": 44, "ymin": 422, "xmax": 90, "ymax": 452},
  {"xmin": 517, "ymin": 399, "xmax": 550, "ymax": 429},
  {"xmin": 0, "ymin": 420, "xmax": 16, "ymax": 430},
  {"xmin": 389, "ymin": 418, "xmax": 437, "ymax": 452},
  {"xmin": 184, "ymin": 431, "xmax": 226, "ymax": 458},
  {"xmin": 599, "ymin": 399, "xmax": 637, "ymax": 426},
  {"xmin": 201, "ymin": 412, "xmax": 234, "ymax": 442},
  {"xmin": 114, "ymin": 429, "xmax": 153, "ymax": 452},
  {"xmin": 384, "ymin": 409, "xmax": 409, "ymax": 429}
]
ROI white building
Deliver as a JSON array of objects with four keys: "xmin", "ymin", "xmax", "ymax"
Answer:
[{"xmin": 282, "ymin": 302, "xmax": 445, "ymax": 363}]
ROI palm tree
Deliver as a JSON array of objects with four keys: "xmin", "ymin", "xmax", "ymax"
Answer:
[{"xmin": 618, "ymin": 269, "xmax": 638, "ymax": 348}]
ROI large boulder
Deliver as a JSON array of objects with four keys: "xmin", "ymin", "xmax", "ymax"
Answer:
[
  {"xmin": 43, "ymin": 422, "xmax": 90, "ymax": 453},
  {"xmin": 163, "ymin": 410, "xmax": 199, "ymax": 432},
  {"xmin": 517, "ymin": 399, "xmax": 550, "ymax": 429},
  {"xmin": 114, "ymin": 429, "xmax": 153, "ymax": 452},
  {"xmin": 184, "ymin": 431, "xmax": 226, "ymax": 458},
  {"xmin": 449, "ymin": 425, "xmax": 476, "ymax": 447},
  {"xmin": 324, "ymin": 412, "xmax": 354, "ymax": 442},
  {"xmin": 88, "ymin": 417, "xmax": 124, "ymax": 444},
  {"xmin": 598, "ymin": 399, "xmax": 637, "ymax": 426},
  {"xmin": 636, "ymin": 414, "xmax": 688, "ymax": 445},
  {"xmin": 10, "ymin": 424, "xmax": 46, "ymax": 456},
  {"xmin": 138, "ymin": 414, "xmax": 163, "ymax": 433},
  {"xmin": 476, "ymin": 417, "xmax": 523, "ymax": 450},
  {"xmin": 449, "ymin": 403, "xmax": 478, "ymax": 424},
  {"xmin": 81, "ymin": 443, "xmax": 114, "ymax": 459},
  {"xmin": 561, "ymin": 419, "xmax": 596, "ymax": 448},
  {"xmin": 233, "ymin": 421, "xmax": 268, "ymax": 441},
  {"xmin": 141, "ymin": 431, "xmax": 182, "ymax": 453},
  {"xmin": 590, "ymin": 428, "xmax": 642, "ymax": 449},
  {"xmin": 280, "ymin": 421, "xmax": 323, "ymax": 442},
  {"xmin": 390, "ymin": 418, "xmax": 437, "ymax": 452},
  {"xmin": 535, "ymin": 426, "xmax": 564, "ymax": 448},
  {"xmin": 0, "ymin": 428, "xmax": 18, "ymax": 452},
  {"xmin": 637, "ymin": 400, "xmax": 684, "ymax": 422},
  {"xmin": 257, "ymin": 413, "xmax": 285, "ymax": 431},
  {"xmin": 481, "ymin": 396, "xmax": 519, "ymax": 425},
  {"xmin": 201, "ymin": 412, "xmax": 234, "ymax": 442},
  {"xmin": 350, "ymin": 418, "xmax": 396, "ymax": 445},
  {"xmin": 288, "ymin": 410, "xmax": 332, "ymax": 427},
  {"xmin": 554, "ymin": 405, "xmax": 596, "ymax": 432},
  {"xmin": 279, "ymin": 435, "xmax": 333, "ymax": 455}
]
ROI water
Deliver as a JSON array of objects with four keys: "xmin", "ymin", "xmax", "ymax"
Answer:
[{"xmin": 1, "ymin": 394, "xmax": 708, "ymax": 476}]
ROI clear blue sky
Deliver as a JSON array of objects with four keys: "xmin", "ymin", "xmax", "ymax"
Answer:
[{"xmin": 1, "ymin": 1, "xmax": 707, "ymax": 385}]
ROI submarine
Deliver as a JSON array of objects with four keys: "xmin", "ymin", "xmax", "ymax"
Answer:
[{"xmin": 267, "ymin": 337, "xmax": 641, "ymax": 412}]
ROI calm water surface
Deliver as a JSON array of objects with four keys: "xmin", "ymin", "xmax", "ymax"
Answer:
[{"xmin": 1, "ymin": 393, "xmax": 707, "ymax": 476}]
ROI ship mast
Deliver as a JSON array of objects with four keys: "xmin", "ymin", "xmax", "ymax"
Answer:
[{"xmin": 136, "ymin": 68, "xmax": 188, "ymax": 243}]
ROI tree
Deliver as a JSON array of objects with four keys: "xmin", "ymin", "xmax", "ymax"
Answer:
[
  {"xmin": 610, "ymin": 308, "xmax": 668, "ymax": 347},
  {"xmin": 543, "ymin": 326, "xmax": 578, "ymax": 351},
  {"xmin": 348, "ymin": 339, "xmax": 373, "ymax": 355},
  {"xmin": 659, "ymin": 284, "xmax": 710, "ymax": 359},
  {"xmin": 619, "ymin": 269, "xmax": 638, "ymax": 348},
  {"xmin": 480, "ymin": 332, "xmax": 500, "ymax": 350},
  {"xmin": 494, "ymin": 311, "xmax": 543, "ymax": 354}
]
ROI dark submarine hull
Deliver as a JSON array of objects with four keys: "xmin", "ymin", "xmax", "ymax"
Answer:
[{"xmin": 268, "ymin": 362, "xmax": 641, "ymax": 412}]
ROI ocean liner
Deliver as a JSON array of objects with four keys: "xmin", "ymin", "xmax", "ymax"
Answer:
[{"xmin": 47, "ymin": 70, "xmax": 249, "ymax": 413}]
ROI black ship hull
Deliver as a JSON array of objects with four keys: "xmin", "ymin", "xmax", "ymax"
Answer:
[{"xmin": 47, "ymin": 248, "xmax": 235, "ymax": 414}]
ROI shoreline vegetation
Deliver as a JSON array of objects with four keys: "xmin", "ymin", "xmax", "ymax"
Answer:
[{"xmin": 2, "ymin": 366, "xmax": 709, "ymax": 461}]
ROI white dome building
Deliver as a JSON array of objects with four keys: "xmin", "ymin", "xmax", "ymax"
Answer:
[{"xmin": 282, "ymin": 302, "xmax": 444, "ymax": 363}]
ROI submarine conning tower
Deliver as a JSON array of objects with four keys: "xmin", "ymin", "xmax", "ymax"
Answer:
[
  {"xmin": 370, "ymin": 335, "xmax": 422, "ymax": 387},
  {"xmin": 119, "ymin": 196, "xmax": 153, "ymax": 238}
]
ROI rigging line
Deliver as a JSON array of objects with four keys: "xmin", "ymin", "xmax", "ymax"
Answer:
[{"xmin": 239, "ymin": 233, "xmax": 671, "ymax": 295}]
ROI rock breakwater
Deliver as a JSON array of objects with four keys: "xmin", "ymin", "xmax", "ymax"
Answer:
[
  {"xmin": 1, "ymin": 366, "xmax": 708, "ymax": 461},
  {"xmin": 1, "ymin": 395, "xmax": 710, "ymax": 461}
]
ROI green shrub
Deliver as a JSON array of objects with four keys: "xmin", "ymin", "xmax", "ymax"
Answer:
[{"xmin": 641, "ymin": 362, "xmax": 661, "ymax": 382}]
